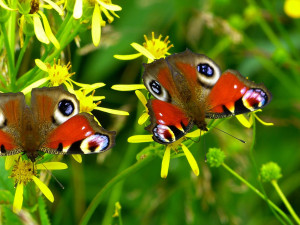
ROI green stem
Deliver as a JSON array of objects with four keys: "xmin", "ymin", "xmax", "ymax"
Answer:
[
  {"xmin": 1, "ymin": 23, "xmax": 15, "ymax": 82},
  {"xmin": 250, "ymin": 118, "xmax": 287, "ymax": 224},
  {"xmin": 45, "ymin": 21, "xmax": 81, "ymax": 63},
  {"xmin": 79, "ymin": 153, "xmax": 156, "ymax": 225},
  {"xmin": 271, "ymin": 180, "xmax": 300, "ymax": 225},
  {"xmin": 14, "ymin": 35, "xmax": 32, "ymax": 80},
  {"xmin": 222, "ymin": 163, "xmax": 293, "ymax": 224}
]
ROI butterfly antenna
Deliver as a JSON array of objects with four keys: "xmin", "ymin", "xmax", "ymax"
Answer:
[
  {"xmin": 212, "ymin": 127, "xmax": 246, "ymax": 143},
  {"xmin": 42, "ymin": 163, "xmax": 65, "ymax": 189}
]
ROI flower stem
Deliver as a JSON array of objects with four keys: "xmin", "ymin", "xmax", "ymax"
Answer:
[
  {"xmin": 271, "ymin": 180, "xmax": 300, "ymax": 225},
  {"xmin": 1, "ymin": 22, "xmax": 14, "ymax": 83},
  {"xmin": 79, "ymin": 153, "xmax": 156, "ymax": 225},
  {"xmin": 222, "ymin": 163, "xmax": 293, "ymax": 224},
  {"xmin": 14, "ymin": 35, "xmax": 32, "ymax": 79}
]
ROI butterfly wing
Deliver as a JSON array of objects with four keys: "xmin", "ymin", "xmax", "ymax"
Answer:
[
  {"xmin": 42, "ymin": 113, "xmax": 115, "ymax": 154},
  {"xmin": 206, "ymin": 70, "xmax": 272, "ymax": 118},
  {"xmin": 0, "ymin": 93, "xmax": 25, "ymax": 156},
  {"xmin": 146, "ymin": 99, "xmax": 193, "ymax": 144},
  {"xmin": 31, "ymin": 86, "xmax": 115, "ymax": 155},
  {"xmin": 143, "ymin": 49, "xmax": 223, "ymax": 134}
]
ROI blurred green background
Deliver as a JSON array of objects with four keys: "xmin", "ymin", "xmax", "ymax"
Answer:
[{"xmin": 19, "ymin": 0, "xmax": 300, "ymax": 224}]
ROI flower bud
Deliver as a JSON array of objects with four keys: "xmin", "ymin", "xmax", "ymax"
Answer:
[
  {"xmin": 206, "ymin": 148, "xmax": 225, "ymax": 167},
  {"xmin": 260, "ymin": 162, "xmax": 282, "ymax": 182}
]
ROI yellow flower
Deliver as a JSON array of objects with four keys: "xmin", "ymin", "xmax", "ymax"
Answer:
[
  {"xmin": 114, "ymin": 32, "xmax": 174, "ymax": 63},
  {"xmin": 134, "ymin": 90, "xmax": 149, "ymax": 125},
  {"xmin": 22, "ymin": 59, "xmax": 88, "ymax": 94},
  {"xmin": 129, "ymin": 129, "xmax": 203, "ymax": 178},
  {"xmin": 18, "ymin": 0, "xmax": 63, "ymax": 49},
  {"xmin": 72, "ymin": 0, "xmax": 121, "ymax": 46},
  {"xmin": 236, "ymin": 110, "xmax": 274, "ymax": 128},
  {"xmin": 284, "ymin": 0, "xmax": 300, "ymax": 18},
  {"xmin": 112, "ymin": 32, "xmax": 174, "ymax": 92},
  {"xmin": 73, "ymin": 84, "xmax": 129, "ymax": 116},
  {"xmin": 7, "ymin": 156, "xmax": 67, "ymax": 213}
]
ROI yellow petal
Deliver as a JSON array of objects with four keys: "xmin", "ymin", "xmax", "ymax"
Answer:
[
  {"xmin": 138, "ymin": 113, "xmax": 149, "ymax": 125},
  {"xmin": 95, "ymin": 106, "xmax": 129, "ymax": 115},
  {"xmin": 92, "ymin": 4, "xmax": 101, "ymax": 46},
  {"xmin": 111, "ymin": 84, "xmax": 146, "ymax": 91},
  {"xmin": 36, "ymin": 162, "xmax": 68, "ymax": 170},
  {"xmin": 75, "ymin": 81, "xmax": 106, "ymax": 89},
  {"xmin": 186, "ymin": 129, "xmax": 201, "ymax": 138},
  {"xmin": 21, "ymin": 77, "xmax": 49, "ymax": 94},
  {"xmin": 161, "ymin": 146, "xmax": 171, "ymax": 178},
  {"xmin": 73, "ymin": 0, "xmax": 82, "ymax": 19},
  {"xmin": 32, "ymin": 176, "xmax": 54, "ymax": 202},
  {"xmin": 43, "ymin": 0, "xmax": 64, "ymax": 15},
  {"xmin": 181, "ymin": 143, "xmax": 199, "ymax": 176},
  {"xmin": 33, "ymin": 14, "xmax": 49, "ymax": 44},
  {"xmin": 101, "ymin": 7, "xmax": 114, "ymax": 23},
  {"xmin": 92, "ymin": 96, "xmax": 105, "ymax": 101},
  {"xmin": 114, "ymin": 53, "xmax": 143, "ymax": 60},
  {"xmin": 128, "ymin": 135, "xmax": 153, "ymax": 143},
  {"xmin": 35, "ymin": 59, "xmax": 49, "ymax": 71},
  {"xmin": 0, "ymin": 0, "xmax": 14, "ymax": 10},
  {"xmin": 72, "ymin": 154, "xmax": 82, "ymax": 163},
  {"xmin": 96, "ymin": 0, "xmax": 122, "ymax": 11},
  {"xmin": 5, "ymin": 155, "xmax": 19, "ymax": 170},
  {"xmin": 254, "ymin": 114, "xmax": 274, "ymax": 126},
  {"xmin": 39, "ymin": 11, "xmax": 60, "ymax": 49},
  {"xmin": 131, "ymin": 43, "xmax": 155, "ymax": 61},
  {"xmin": 284, "ymin": 0, "xmax": 300, "ymax": 18},
  {"xmin": 135, "ymin": 90, "xmax": 147, "ymax": 106},
  {"xmin": 13, "ymin": 183, "xmax": 24, "ymax": 213},
  {"xmin": 236, "ymin": 114, "xmax": 252, "ymax": 128}
]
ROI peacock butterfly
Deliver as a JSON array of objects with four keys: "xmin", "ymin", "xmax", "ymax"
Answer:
[
  {"xmin": 0, "ymin": 86, "xmax": 116, "ymax": 161},
  {"xmin": 143, "ymin": 49, "xmax": 271, "ymax": 144}
]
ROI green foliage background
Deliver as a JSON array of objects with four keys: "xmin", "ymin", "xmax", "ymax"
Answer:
[{"xmin": 1, "ymin": 0, "xmax": 300, "ymax": 224}]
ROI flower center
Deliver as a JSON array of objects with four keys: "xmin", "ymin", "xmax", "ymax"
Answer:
[
  {"xmin": 29, "ymin": 0, "xmax": 39, "ymax": 14},
  {"xmin": 143, "ymin": 32, "xmax": 173, "ymax": 59},
  {"xmin": 48, "ymin": 59, "xmax": 75, "ymax": 86},
  {"xmin": 11, "ymin": 160, "xmax": 36, "ymax": 185},
  {"xmin": 75, "ymin": 90, "xmax": 98, "ymax": 112}
]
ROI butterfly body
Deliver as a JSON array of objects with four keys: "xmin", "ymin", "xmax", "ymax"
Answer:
[
  {"xmin": 143, "ymin": 50, "xmax": 271, "ymax": 144},
  {"xmin": 0, "ymin": 86, "xmax": 115, "ymax": 161}
]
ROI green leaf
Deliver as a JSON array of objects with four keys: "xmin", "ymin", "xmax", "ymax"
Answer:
[
  {"xmin": 2, "ymin": 206, "xmax": 23, "ymax": 225},
  {"xmin": 38, "ymin": 196, "xmax": 51, "ymax": 225}
]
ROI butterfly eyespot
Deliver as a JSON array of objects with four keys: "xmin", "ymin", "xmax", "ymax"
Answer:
[
  {"xmin": 197, "ymin": 63, "xmax": 214, "ymax": 77},
  {"xmin": 150, "ymin": 80, "xmax": 162, "ymax": 95},
  {"xmin": 196, "ymin": 58, "xmax": 221, "ymax": 88},
  {"xmin": 144, "ymin": 79, "xmax": 170, "ymax": 102},
  {"xmin": 0, "ymin": 109, "xmax": 6, "ymax": 128},
  {"xmin": 53, "ymin": 98, "xmax": 79, "ymax": 124},
  {"xmin": 58, "ymin": 99, "xmax": 74, "ymax": 116}
]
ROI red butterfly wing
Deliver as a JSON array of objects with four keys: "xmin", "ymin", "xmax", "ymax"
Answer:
[
  {"xmin": 206, "ymin": 70, "xmax": 272, "ymax": 118},
  {"xmin": 146, "ymin": 99, "xmax": 193, "ymax": 144},
  {"xmin": 42, "ymin": 113, "xmax": 115, "ymax": 154},
  {"xmin": 0, "ymin": 94, "xmax": 25, "ymax": 156}
]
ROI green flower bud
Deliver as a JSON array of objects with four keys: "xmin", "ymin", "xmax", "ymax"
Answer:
[
  {"xmin": 23, "ymin": 15, "xmax": 34, "ymax": 36},
  {"xmin": 206, "ymin": 148, "xmax": 225, "ymax": 167},
  {"xmin": 244, "ymin": 5, "xmax": 260, "ymax": 23},
  {"xmin": 272, "ymin": 48, "xmax": 289, "ymax": 65},
  {"xmin": 260, "ymin": 162, "xmax": 282, "ymax": 182},
  {"xmin": 228, "ymin": 14, "xmax": 246, "ymax": 30},
  {"xmin": 17, "ymin": 0, "xmax": 31, "ymax": 15}
]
